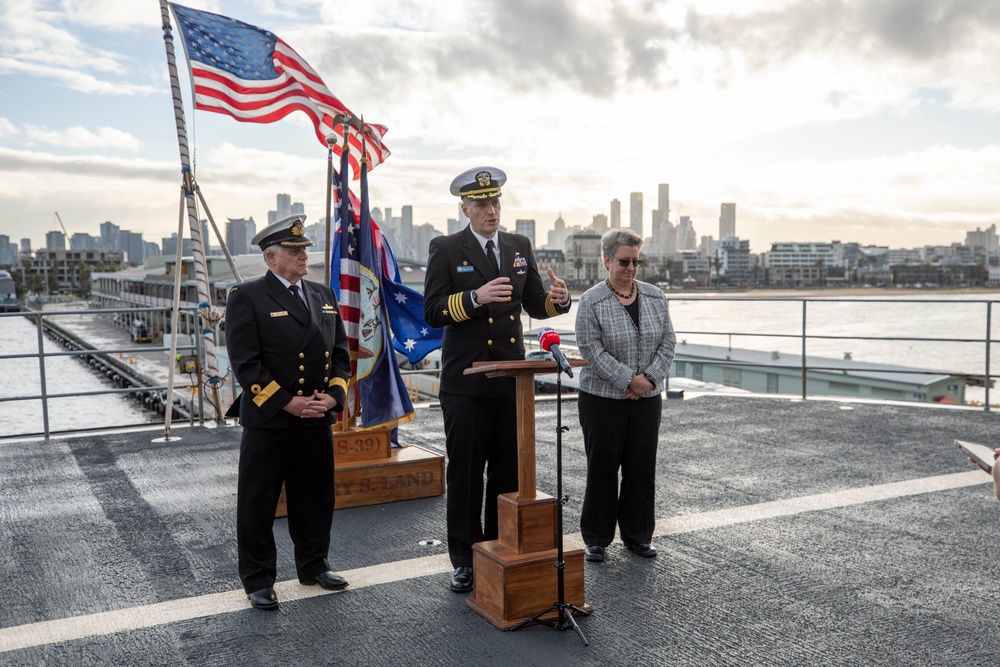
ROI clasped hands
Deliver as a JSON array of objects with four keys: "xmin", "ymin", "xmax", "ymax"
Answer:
[
  {"xmin": 475, "ymin": 268, "xmax": 569, "ymax": 306},
  {"xmin": 284, "ymin": 391, "xmax": 338, "ymax": 418},
  {"xmin": 626, "ymin": 373, "xmax": 655, "ymax": 400}
]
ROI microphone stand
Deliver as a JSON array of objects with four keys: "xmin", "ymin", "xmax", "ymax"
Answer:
[{"xmin": 511, "ymin": 368, "xmax": 589, "ymax": 645}]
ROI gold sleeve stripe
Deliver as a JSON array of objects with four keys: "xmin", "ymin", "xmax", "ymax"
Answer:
[
  {"xmin": 329, "ymin": 377, "xmax": 348, "ymax": 391},
  {"xmin": 448, "ymin": 292, "xmax": 470, "ymax": 322},
  {"xmin": 252, "ymin": 380, "xmax": 281, "ymax": 407},
  {"xmin": 545, "ymin": 293, "xmax": 560, "ymax": 318}
]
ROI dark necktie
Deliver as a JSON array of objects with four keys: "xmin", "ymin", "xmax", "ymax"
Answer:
[
  {"xmin": 289, "ymin": 284, "xmax": 308, "ymax": 314},
  {"xmin": 485, "ymin": 239, "xmax": 499, "ymax": 277}
]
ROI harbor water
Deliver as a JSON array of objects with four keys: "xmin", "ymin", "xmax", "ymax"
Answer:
[{"xmin": 3, "ymin": 291, "xmax": 1000, "ymax": 437}]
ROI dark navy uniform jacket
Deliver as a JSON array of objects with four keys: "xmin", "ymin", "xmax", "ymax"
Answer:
[
  {"xmin": 423, "ymin": 226, "xmax": 570, "ymax": 398},
  {"xmin": 225, "ymin": 271, "xmax": 350, "ymax": 428}
]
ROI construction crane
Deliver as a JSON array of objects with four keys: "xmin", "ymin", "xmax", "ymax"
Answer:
[{"xmin": 54, "ymin": 211, "xmax": 73, "ymax": 249}]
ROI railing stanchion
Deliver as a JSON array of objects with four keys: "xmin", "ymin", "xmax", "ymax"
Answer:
[
  {"xmin": 801, "ymin": 300, "xmax": 808, "ymax": 400},
  {"xmin": 986, "ymin": 301, "xmax": 992, "ymax": 412},
  {"xmin": 35, "ymin": 311, "xmax": 51, "ymax": 439}
]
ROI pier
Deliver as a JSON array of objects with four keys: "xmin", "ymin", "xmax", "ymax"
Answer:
[{"xmin": 1, "ymin": 394, "xmax": 998, "ymax": 665}]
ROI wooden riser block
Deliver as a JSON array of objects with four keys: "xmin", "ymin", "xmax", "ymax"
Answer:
[
  {"xmin": 497, "ymin": 491, "xmax": 557, "ymax": 555},
  {"xmin": 333, "ymin": 426, "xmax": 392, "ymax": 464},
  {"xmin": 275, "ymin": 444, "xmax": 444, "ymax": 517},
  {"xmin": 466, "ymin": 540, "xmax": 592, "ymax": 631}
]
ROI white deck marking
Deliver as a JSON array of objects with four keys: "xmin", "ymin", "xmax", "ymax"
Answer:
[{"xmin": 0, "ymin": 470, "xmax": 989, "ymax": 654}]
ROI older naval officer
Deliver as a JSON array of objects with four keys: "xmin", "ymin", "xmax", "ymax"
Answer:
[
  {"xmin": 423, "ymin": 166, "xmax": 572, "ymax": 593},
  {"xmin": 225, "ymin": 214, "xmax": 352, "ymax": 610}
]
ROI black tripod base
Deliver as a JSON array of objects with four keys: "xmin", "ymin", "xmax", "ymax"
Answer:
[{"xmin": 511, "ymin": 601, "xmax": 591, "ymax": 645}]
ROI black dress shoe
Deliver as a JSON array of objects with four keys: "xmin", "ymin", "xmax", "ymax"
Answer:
[
  {"xmin": 624, "ymin": 542, "xmax": 657, "ymax": 558},
  {"xmin": 247, "ymin": 588, "xmax": 279, "ymax": 610},
  {"xmin": 450, "ymin": 566, "xmax": 473, "ymax": 593},
  {"xmin": 584, "ymin": 545, "xmax": 605, "ymax": 562},
  {"xmin": 301, "ymin": 571, "xmax": 349, "ymax": 590}
]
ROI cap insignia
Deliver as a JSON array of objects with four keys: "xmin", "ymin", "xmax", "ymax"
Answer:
[
  {"xmin": 476, "ymin": 171, "xmax": 492, "ymax": 187},
  {"xmin": 291, "ymin": 221, "xmax": 305, "ymax": 237}
]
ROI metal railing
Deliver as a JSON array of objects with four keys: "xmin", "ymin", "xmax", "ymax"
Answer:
[
  {"xmin": 662, "ymin": 296, "xmax": 999, "ymax": 410},
  {"xmin": 0, "ymin": 305, "xmax": 206, "ymax": 439}
]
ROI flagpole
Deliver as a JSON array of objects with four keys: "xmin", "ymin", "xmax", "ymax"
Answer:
[
  {"xmin": 159, "ymin": 0, "xmax": 225, "ymax": 425},
  {"xmin": 324, "ymin": 134, "xmax": 336, "ymax": 286}
]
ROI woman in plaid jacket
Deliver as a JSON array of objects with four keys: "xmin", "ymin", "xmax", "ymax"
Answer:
[{"xmin": 575, "ymin": 228, "xmax": 676, "ymax": 563}]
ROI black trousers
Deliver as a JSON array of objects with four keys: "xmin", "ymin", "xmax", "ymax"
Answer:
[
  {"xmin": 237, "ymin": 424, "xmax": 335, "ymax": 592},
  {"xmin": 578, "ymin": 390, "xmax": 662, "ymax": 548},
  {"xmin": 440, "ymin": 390, "xmax": 518, "ymax": 568}
]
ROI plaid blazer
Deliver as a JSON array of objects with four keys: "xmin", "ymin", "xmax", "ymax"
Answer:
[{"xmin": 575, "ymin": 280, "xmax": 676, "ymax": 399}]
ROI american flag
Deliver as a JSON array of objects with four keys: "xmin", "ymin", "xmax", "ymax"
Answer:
[{"xmin": 169, "ymin": 3, "xmax": 389, "ymax": 175}]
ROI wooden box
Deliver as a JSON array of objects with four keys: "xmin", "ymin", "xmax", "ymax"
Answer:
[
  {"xmin": 466, "ymin": 540, "xmax": 591, "ymax": 631},
  {"xmin": 275, "ymin": 425, "xmax": 443, "ymax": 517},
  {"xmin": 333, "ymin": 444, "xmax": 444, "ymax": 509},
  {"xmin": 497, "ymin": 492, "xmax": 557, "ymax": 555}
]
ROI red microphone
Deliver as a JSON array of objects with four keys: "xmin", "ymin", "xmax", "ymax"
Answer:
[{"xmin": 538, "ymin": 327, "xmax": 573, "ymax": 377}]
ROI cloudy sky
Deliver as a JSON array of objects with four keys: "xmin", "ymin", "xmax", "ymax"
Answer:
[{"xmin": 2, "ymin": 0, "xmax": 1000, "ymax": 255}]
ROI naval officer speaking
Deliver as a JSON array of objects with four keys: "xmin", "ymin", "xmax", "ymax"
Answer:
[
  {"xmin": 225, "ymin": 214, "xmax": 352, "ymax": 610},
  {"xmin": 423, "ymin": 167, "xmax": 572, "ymax": 593}
]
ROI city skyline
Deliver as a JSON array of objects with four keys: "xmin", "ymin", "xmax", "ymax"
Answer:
[{"xmin": 3, "ymin": 1, "xmax": 1000, "ymax": 254}]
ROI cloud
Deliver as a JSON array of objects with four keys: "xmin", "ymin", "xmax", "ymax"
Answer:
[
  {"xmin": 22, "ymin": 125, "xmax": 142, "ymax": 152},
  {"xmin": 0, "ymin": 117, "xmax": 19, "ymax": 139}
]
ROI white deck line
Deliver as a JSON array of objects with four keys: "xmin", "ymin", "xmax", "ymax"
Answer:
[{"xmin": 0, "ymin": 470, "xmax": 989, "ymax": 654}]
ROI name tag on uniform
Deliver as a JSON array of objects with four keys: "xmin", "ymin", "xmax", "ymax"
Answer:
[
  {"xmin": 456, "ymin": 265, "xmax": 474, "ymax": 273},
  {"xmin": 270, "ymin": 311, "xmax": 289, "ymax": 317}
]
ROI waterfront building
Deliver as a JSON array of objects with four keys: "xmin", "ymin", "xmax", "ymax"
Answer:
[
  {"xmin": 411, "ymin": 223, "xmax": 441, "ymax": 262},
  {"xmin": 719, "ymin": 203, "xmax": 736, "ymax": 239},
  {"xmin": 610, "ymin": 199, "xmax": 621, "ymax": 228},
  {"xmin": 671, "ymin": 342, "xmax": 965, "ymax": 404},
  {"xmin": 965, "ymin": 224, "xmax": 999, "ymax": 254},
  {"xmin": 26, "ymin": 248, "xmax": 123, "ymax": 295},
  {"xmin": 447, "ymin": 218, "xmax": 462, "ymax": 235},
  {"xmin": 712, "ymin": 237, "xmax": 752, "ymax": 285},
  {"xmin": 89, "ymin": 252, "xmax": 429, "ymax": 344},
  {"xmin": 534, "ymin": 249, "xmax": 565, "ymax": 281},
  {"xmin": 761, "ymin": 242, "xmax": 841, "ymax": 286},
  {"xmin": 630, "ymin": 192, "xmax": 643, "ymax": 237},
  {"xmin": 565, "ymin": 232, "xmax": 602, "ymax": 288}
]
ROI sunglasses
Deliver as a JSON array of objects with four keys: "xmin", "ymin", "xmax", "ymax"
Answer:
[{"xmin": 613, "ymin": 257, "xmax": 644, "ymax": 267}]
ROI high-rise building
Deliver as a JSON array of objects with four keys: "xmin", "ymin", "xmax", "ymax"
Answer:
[
  {"xmin": 677, "ymin": 216, "xmax": 697, "ymax": 251},
  {"xmin": 0, "ymin": 235, "xmax": 12, "ymax": 265},
  {"xmin": 227, "ymin": 217, "xmax": 257, "ymax": 254},
  {"xmin": 268, "ymin": 193, "xmax": 295, "ymax": 224},
  {"xmin": 515, "ymin": 219, "xmax": 536, "ymax": 248},
  {"xmin": 652, "ymin": 183, "xmax": 671, "ymax": 255},
  {"xmin": 99, "ymin": 221, "xmax": 120, "ymax": 250},
  {"xmin": 45, "ymin": 231, "xmax": 66, "ymax": 250},
  {"xmin": 629, "ymin": 192, "xmax": 643, "ymax": 237},
  {"xmin": 592, "ymin": 214, "xmax": 608, "ymax": 235},
  {"xmin": 547, "ymin": 214, "xmax": 567, "ymax": 250},
  {"xmin": 401, "ymin": 205, "xmax": 414, "ymax": 255},
  {"xmin": 720, "ymin": 202, "xmax": 736, "ymax": 239},
  {"xmin": 610, "ymin": 199, "xmax": 621, "ymax": 228},
  {"xmin": 70, "ymin": 233, "xmax": 98, "ymax": 250},
  {"xmin": 447, "ymin": 218, "xmax": 463, "ymax": 235},
  {"xmin": 118, "ymin": 230, "xmax": 144, "ymax": 264}
]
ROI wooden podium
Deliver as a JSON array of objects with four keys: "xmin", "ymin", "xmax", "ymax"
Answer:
[
  {"xmin": 275, "ymin": 425, "xmax": 444, "ymax": 516},
  {"xmin": 462, "ymin": 359, "xmax": 592, "ymax": 630}
]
